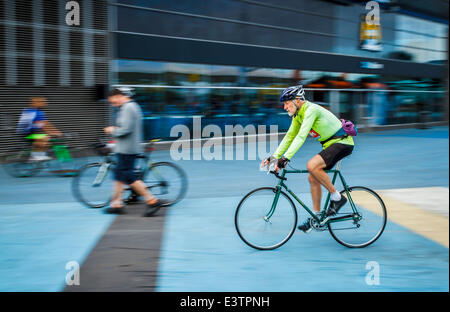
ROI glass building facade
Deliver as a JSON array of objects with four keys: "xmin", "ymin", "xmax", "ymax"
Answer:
[
  {"xmin": 112, "ymin": 0, "xmax": 448, "ymax": 139},
  {"xmin": 115, "ymin": 59, "xmax": 447, "ymax": 138}
]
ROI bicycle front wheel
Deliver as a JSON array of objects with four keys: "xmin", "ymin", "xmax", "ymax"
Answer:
[
  {"xmin": 72, "ymin": 162, "xmax": 114, "ymax": 208},
  {"xmin": 235, "ymin": 187, "xmax": 298, "ymax": 250},
  {"xmin": 328, "ymin": 186, "xmax": 387, "ymax": 248}
]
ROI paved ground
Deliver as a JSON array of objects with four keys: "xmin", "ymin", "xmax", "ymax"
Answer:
[
  {"xmin": 64, "ymin": 203, "xmax": 167, "ymax": 292},
  {"xmin": 0, "ymin": 126, "xmax": 448, "ymax": 292}
]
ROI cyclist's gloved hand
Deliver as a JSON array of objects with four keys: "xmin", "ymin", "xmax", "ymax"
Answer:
[
  {"xmin": 261, "ymin": 155, "xmax": 275, "ymax": 168},
  {"xmin": 276, "ymin": 156, "xmax": 289, "ymax": 169}
]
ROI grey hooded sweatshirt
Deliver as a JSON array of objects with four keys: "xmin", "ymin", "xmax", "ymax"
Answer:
[{"xmin": 111, "ymin": 101, "xmax": 143, "ymax": 155}]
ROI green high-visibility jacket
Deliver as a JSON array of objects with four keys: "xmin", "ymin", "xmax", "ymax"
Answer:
[{"xmin": 273, "ymin": 101, "xmax": 354, "ymax": 160}]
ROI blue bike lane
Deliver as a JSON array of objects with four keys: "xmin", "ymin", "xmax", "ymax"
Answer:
[
  {"xmin": 0, "ymin": 202, "xmax": 116, "ymax": 292},
  {"xmin": 0, "ymin": 126, "xmax": 448, "ymax": 291},
  {"xmin": 155, "ymin": 126, "xmax": 449, "ymax": 292}
]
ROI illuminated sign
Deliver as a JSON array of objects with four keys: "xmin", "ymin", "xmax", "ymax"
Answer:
[{"xmin": 359, "ymin": 14, "xmax": 383, "ymax": 52}]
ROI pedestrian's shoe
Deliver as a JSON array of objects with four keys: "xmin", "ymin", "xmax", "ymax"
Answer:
[
  {"xmin": 325, "ymin": 196, "xmax": 347, "ymax": 217},
  {"xmin": 143, "ymin": 199, "xmax": 170, "ymax": 217},
  {"xmin": 297, "ymin": 218, "xmax": 313, "ymax": 233},
  {"xmin": 159, "ymin": 199, "xmax": 171, "ymax": 207},
  {"xmin": 104, "ymin": 207, "xmax": 125, "ymax": 214}
]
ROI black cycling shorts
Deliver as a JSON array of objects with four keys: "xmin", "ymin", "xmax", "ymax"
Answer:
[
  {"xmin": 318, "ymin": 143, "xmax": 354, "ymax": 170},
  {"xmin": 114, "ymin": 153, "xmax": 139, "ymax": 185}
]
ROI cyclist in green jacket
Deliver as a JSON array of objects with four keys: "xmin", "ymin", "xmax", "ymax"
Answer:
[{"xmin": 261, "ymin": 85, "xmax": 354, "ymax": 233}]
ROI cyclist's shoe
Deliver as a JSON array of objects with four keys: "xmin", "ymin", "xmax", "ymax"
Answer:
[
  {"xmin": 297, "ymin": 218, "xmax": 313, "ymax": 233},
  {"xmin": 124, "ymin": 193, "xmax": 140, "ymax": 205},
  {"xmin": 30, "ymin": 155, "xmax": 52, "ymax": 161},
  {"xmin": 325, "ymin": 196, "xmax": 347, "ymax": 217},
  {"xmin": 104, "ymin": 207, "xmax": 125, "ymax": 215}
]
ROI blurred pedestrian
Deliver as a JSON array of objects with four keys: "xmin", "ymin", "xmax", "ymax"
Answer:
[
  {"xmin": 16, "ymin": 97, "xmax": 62, "ymax": 161},
  {"xmin": 104, "ymin": 87, "xmax": 168, "ymax": 215}
]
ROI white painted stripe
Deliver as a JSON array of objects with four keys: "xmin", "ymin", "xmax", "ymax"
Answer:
[
  {"xmin": 358, "ymin": 188, "xmax": 449, "ymax": 248},
  {"xmin": 379, "ymin": 187, "xmax": 449, "ymax": 217}
]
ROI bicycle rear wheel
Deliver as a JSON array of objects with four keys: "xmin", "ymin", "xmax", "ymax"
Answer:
[
  {"xmin": 143, "ymin": 162, "xmax": 188, "ymax": 206},
  {"xmin": 328, "ymin": 186, "xmax": 387, "ymax": 248},
  {"xmin": 2, "ymin": 150, "xmax": 43, "ymax": 177},
  {"xmin": 72, "ymin": 162, "xmax": 114, "ymax": 208},
  {"xmin": 235, "ymin": 187, "xmax": 298, "ymax": 250}
]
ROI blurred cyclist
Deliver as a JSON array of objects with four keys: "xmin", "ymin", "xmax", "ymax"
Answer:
[
  {"xmin": 104, "ymin": 87, "xmax": 168, "ymax": 215},
  {"xmin": 261, "ymin": 85, "xmax": 355, "ymax": 233},
  {"xmin": 16, "ymin": 97, "xmax": 62, "ymax": 161}
]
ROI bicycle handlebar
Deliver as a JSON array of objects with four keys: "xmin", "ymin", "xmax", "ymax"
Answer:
[
  {"xmin": 261, "ymin": 162, "xmax": 287, "ymax": 181},
  {"xmin": 270, "ymin": 170, "xmax": 287, "ymax": 181}
]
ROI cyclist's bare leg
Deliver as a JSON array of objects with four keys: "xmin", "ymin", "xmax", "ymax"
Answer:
[
  {"xmin": 129, "ymin": 180, "xmax": 158, "ymax": 205},
  {"xmin": 308, "ymin": 174, "xmax": 322, "ymax": 213},
  {"xmin": 306, "ymin": 154, "xmax": 337, "ymax": 195},
  {"xmin": 33, "ymin": 136, "xmax": 49, "ymax": 152}
]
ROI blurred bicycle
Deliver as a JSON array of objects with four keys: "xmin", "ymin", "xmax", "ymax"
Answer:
[
  {"xmin": 72, "ymin": 139, "xmax": 188, "ymax": 216},
  {"xmin": 2, "ymin": 133, "xmax": 87, "ymax": 178}
]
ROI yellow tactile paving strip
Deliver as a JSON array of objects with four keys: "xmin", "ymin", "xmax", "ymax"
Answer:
[{"xmin": 351, "ymin": 191, "xmax": 449, "ymax": 248}]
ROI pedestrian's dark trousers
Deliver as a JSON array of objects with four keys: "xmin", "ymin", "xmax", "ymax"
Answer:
[{"xmin": 114, "ymin": 153, "xmax": 138, "ymax": 185}]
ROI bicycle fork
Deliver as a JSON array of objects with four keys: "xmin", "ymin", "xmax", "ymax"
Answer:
[{"xmin": 263, "ymin": 187, "xmax": 282, "ymax": 224}]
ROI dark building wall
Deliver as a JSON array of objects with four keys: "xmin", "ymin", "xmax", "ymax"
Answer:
[
  {"xmin": 116, "ymin": 32, "xmax": 445, "ymax": 79},
  {"xmin": 114, "ymin": 0, "xmax": 448, "ymax": 79}
]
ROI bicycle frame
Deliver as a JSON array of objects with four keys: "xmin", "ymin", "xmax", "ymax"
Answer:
[
  {"xmin": 267, "ymin": 168, "xmax": 360, "ymax": 226},
  {"xmin": 18, "ymin": 137, "xmax": 72, "ymax": 163},
  {"xmin": 51, "ymin": 141, "xmax": 72, "ymax": 162},
  {"xmin": 93, "ymin": 153, "xmax": 161, "ymax": 188}
]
